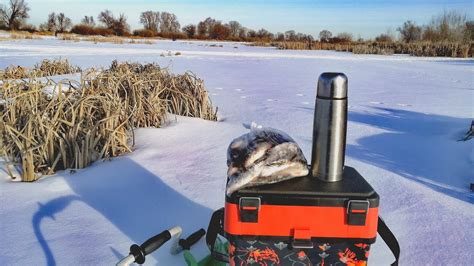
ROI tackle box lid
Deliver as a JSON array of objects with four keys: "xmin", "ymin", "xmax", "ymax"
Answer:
[{"xmin": 226, "ymin": 166, "xmax": 379, "ymax": 207}]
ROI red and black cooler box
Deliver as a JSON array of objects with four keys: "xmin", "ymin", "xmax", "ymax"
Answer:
[
  {"xmin": 207, "ymin": 73, "xmax": 399, "ymax": 266},
  {"xmin": 223, "ymin": 167, "xmax": 378, "ymax": 266}
]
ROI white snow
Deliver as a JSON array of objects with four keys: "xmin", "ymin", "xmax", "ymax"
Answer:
[{"xmin": 1, "ymin": 38, "xmax": 473, "ymax": 265}]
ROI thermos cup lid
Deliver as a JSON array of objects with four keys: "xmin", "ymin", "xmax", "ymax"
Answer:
[{"xmin": 317, "ymin": 73, "xmax": 348, "ymax": 99}]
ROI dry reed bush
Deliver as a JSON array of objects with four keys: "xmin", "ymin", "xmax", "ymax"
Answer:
[
  {"xmin": 0, "ymin": 79, "xmax": 132, "ymax": 181},
  {"xmin": 84, "ymin": 36, "xmax": 125, "ymax": 44},
  {"xmin": 103, "ymin": 61, "xmax": 217, "ymax": 122},
  {"xmin": 0, "ymin": 59, "xmax": 81, "ymax": 80},
  {"xmin": 0, "ymin": 66, "xmax": 29, "ymax": 79},
  {"xmin": 9, "ymin": 31, "xmax": 42, "ymax": 40},
  {"xmin": 128, "ymin": 39, "xmax": 155, "ymax": 45},
  {"xmin": 1, "ymin": 60, "xmax": 218, "ymax": 181},
  {"xmin": 32, "ymin": 59, "xmax": 82, "ymax": 77},
  {"xmin": 59, "ymin": 34, "xmax": 80, "ymax": 42}
]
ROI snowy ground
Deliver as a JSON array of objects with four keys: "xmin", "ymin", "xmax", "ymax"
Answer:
[{"xmin": 0, "ymin": 38, "xmax": 473, "ymax": 265}]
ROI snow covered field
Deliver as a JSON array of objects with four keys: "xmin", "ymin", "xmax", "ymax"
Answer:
[{"xmin": 1, "ymin": 38, "xmax": 473, "ymax": 265}]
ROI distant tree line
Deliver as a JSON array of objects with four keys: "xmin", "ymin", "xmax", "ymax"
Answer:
[{"xmin": 0, "ymin": 0, "xmax": 472, "ymax": 45}]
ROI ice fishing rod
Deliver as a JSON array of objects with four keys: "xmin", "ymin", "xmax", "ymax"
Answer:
[{"xmin": 116, "ymin": 227, "xmax": 206, "ymax": 266}]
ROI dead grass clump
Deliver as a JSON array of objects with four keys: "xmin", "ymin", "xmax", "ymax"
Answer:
[
  {"xmin": 0, "ymin": 79, "xmax": 132, "ymax": 181},
  {"xmin": 0, "ymin": 66, "xmax": 29, "ymax": 79},
  {"xmin": 352, "ymin": 44, "xmax": 394, "ymax": 55},
  {"xmin": 1, "ymin": 60, "xmax": 218, "ymax": 181},
  {"xmin": 9, "ymin": 31, "xmax": 42, "ymax": 40},
  {"xmin": 105, "ymin": 61, "xmax": 217, "ymax": 121},
  {"xmin": 32, "ymin": 59, "xmax": 81, "ymax": 77},
  {"xmin": 60, "ymin": 34, "xmax": 81, "ymax": 42},
  {"xmin": 0, "ymin": 59, "xmax": 81, "ymax": 80},
  {"xmin": 84, "ymin": 36, "xmax": 125, "ymax": 44}
]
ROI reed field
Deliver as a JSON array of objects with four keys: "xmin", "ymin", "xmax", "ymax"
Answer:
[
  {"xmin": 0, "ymin": 60, "xmax": 217, "ymax": 181},
  {"xmin": 260, "ymin": 41, "xmax": 474, "ymax": 57}
]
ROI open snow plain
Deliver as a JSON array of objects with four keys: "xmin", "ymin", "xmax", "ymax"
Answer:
[{"xmin": 1, "ymin": 38, "xmax": 473, "ymax": 265}]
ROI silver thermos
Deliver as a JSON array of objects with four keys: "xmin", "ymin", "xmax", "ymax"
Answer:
[{"xmin": 311, "ymin": 73, "xmax": 348, "ymax": 182}]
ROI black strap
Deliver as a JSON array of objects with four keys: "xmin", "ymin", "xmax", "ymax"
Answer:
[
  {"xmin": 206, "ymin": 208, "xmax": 229, "ymax": 262},
  {"xmin": 206, "ymin": 209, "xmax": 399, "ymax": 265},
  {"xmin": 378, "ymin": 216, "xmax": 400, "ymax": 266}
]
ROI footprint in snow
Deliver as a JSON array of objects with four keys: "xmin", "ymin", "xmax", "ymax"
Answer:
[
  {"xmin": 296, "ymin": 93, "xmax": 304, "ymax": 97},
  {"xmin": 370, "ymin": 101, "xmax": 384, "ymax": 105},
  {"xmin": 211, "ymin": 93, "xmax": 218, "ymax": 96},
  {"xmin": 301, "ymin": 101, "xmax": 310, "ymax": 105},
  {"xmin": 266, "ymin": 99, "xmax": 276, "ymax": 102},
  {"xmin": 235, "ymin": 88, "xmax": 242, "ymax": 92},
  {"xmin": 215, "ymin": 87, "xmax": 223, "ymax": 90},
  {"xmin": 240, "ymin": 96, "xmax": 247, "ymax": 99}
]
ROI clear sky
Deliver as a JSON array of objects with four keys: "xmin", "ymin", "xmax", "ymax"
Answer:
[{"xmin": 21, "ymin": 0, "xmax": 474, "ymax": 38}]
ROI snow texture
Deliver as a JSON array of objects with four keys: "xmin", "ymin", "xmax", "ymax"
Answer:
[{"xmin": 0, "ymin": 38, "xmax": 473, "ymax": 265}]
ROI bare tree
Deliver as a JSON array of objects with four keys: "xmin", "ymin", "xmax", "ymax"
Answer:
[
  {"xmin": 275, "ymin": 32, "xmax": 285, "ymax": 41},
  {"xmin": 423, "ymin": 10, "xmax": 469, "ymax": 42},
  {"xmin": 39, "ymin": 12, "xmax": 54, "ymax": 32},
  {"xmin": 114, "ymin": 13, "xmax": 130, "ymax": 36},
  {"xmin": 319, "ymin": 30, "xmax": 332, "ymax": 42},
  {"xmin": 228, "ymin": 21, "xmax": 241, "ymax": 37},
  {"xmin": 140, "ymin": 10, "xmax": 160, "ymax": 32},
  {"xmin": 397, "ymin": 20, "xmax": 422, "ymax": 43},
  {"xmin": 336, "ymin": 32, "xmax": 353, "ymax": 42},
  {"xmin": 247, "ymin": 29, "xmax": 257, "ymax": 38},
  {"xmin": 0, "ymin": 0, "xmax": 30, "ymax": 30},
  {"xmin": 98, "ymin": 10, "xmax": 115, "ymax": 29},
  {"xmin": 57, "ymin": 13, "xmax": 72, "ymax": 32},
  {"xmin": 238, "ymin": 27, "xmax": 247, "ymax": 39},
  {"xmin": 209, "ymin": 22, "xmax": 230, "ymax": 39},
  {"xmin": 285, "ymin": 30, "xmax": 296, "ymax": 41},
  {"xmin": 98, "ymin": 10, "xmax": 130, "ymax": 36},
  {"xmin": 160, "ymin": 12, "xmax": 180, "ymax": 33},
  {"xmin": 257, "ymin": 28, "xmax": 272, "ymax": 40},
  {"xmin": 182, "ymin": 24, "xmax": 196, "ymax": 38},
  {"xmin": 465, "ymin": 21, "xmax": 474, "ymax": 41},
  {"xmin": 81, "ymin": 15, "xmax": 95, "ymax": 26},
  {"xmin": 197, "ymin": 17, "xmax": 217, "ymax": 36}
]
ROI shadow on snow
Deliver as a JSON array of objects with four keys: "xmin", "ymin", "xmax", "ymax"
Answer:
[
  {"xmin": 32, "ymin": 157, "xmax": 213, "ymax": 265},
  {"xmin": 347, "ymin": 107, "xmax": 473, "ymax": 203}
]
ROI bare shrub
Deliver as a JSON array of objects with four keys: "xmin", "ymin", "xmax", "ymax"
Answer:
[
  {"xmin": 133, "ymin": 29, "xmax": 155, "ymax": 37},
  {"xmin": 71, "ymin": 24, "xmax": 97, "ymax": 35}
]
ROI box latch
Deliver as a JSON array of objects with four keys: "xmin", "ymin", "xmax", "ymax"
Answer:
[
  {"xmin": 347, "ymin": 200, "xmax": 370, "ymax": 226},
  {"xmin": 239, "ymin": 197, "xmax": 260, "ymax": 223},
  {"xmin": 292, "ymin": 228, "xmax": 313, "ymax": 249}
]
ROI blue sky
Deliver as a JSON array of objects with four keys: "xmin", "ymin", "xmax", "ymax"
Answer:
[{"xmin": 22, "ymin": 0, "xmax": 474, "ymax": 38}]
